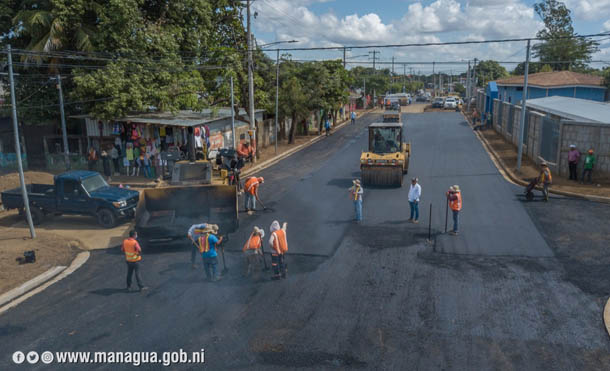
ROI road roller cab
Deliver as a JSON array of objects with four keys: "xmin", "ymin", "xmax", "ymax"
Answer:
[{"xmin": 360, "ymin": 122, "xmax": 411, "ymax": 187}]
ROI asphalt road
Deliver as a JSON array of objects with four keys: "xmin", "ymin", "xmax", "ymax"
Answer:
[{"xmin": 1, "ymin": 110, "xmax": 609, "ymax": 370}]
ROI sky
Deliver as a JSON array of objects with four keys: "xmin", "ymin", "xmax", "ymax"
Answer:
[{"xmin": 251, "ymin": 0, "xmax": 610, "ymax": 74}]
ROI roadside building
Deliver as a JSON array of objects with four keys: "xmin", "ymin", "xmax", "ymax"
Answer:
[
  {"xmin": 479, "ymin": 94, "xmax": 610, "ymax": 180},
  {"xmin": 495, "ymin": 71, "xmax": 607, "ymax": 104}
]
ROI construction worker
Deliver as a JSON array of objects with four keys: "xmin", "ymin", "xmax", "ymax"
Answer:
[
  {"xmin": 237, "ymin": 140, "xmax": 254, "ymax": 163},
  {"xmin": 269, "ymin": 220, "xmax": 288, "ymax": 280},
  {"xmin": 121, "ymin": 230, "xmax": 147, "ymax": 291},
  {"xmin": 243, "ymin": 226, "xmax": 264, "ymax": 277},
  {"xmin": 446, "ymin": 185, "xmax": 462, "ymax": 235},
  {"xmin": 581, "ymin": 149, "xmax": 596, "ymax": 184},
  {"xmin": 187, "ymin": 223, "xmax": 217, "ymax": 268},
  {"xmin": 538, "ymin": 162, "xmax": 552, "ymax": 201},
  {"xmin": 244, "ymin": 176, "xmax": 264, "ymax": 215},
  {"xmin": 349, "ymin": 179, "xmax": 363, "ymax": 222},
  {"xmin": 196, "ymin": 224, "xmax": 223, "ymax": 282}
]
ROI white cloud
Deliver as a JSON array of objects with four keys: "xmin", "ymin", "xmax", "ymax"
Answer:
[
  {"xmin": 564, "ymin": 0, "xmax": 610, "ymax": 21},
  {"xmin": 253, "ymin": 0, "xmax": 545, "ymax": 68},
  {"xmin": 604, "ymin": 20, "xmax": 610, "ymax": 31}
]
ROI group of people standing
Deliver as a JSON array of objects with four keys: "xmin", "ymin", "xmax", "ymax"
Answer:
[
  {"xmin": 567, "ymin": 145, "xmax": 597, "ymax": 184},
  {"xmin": 348, "ymin": 177, "xmax": 463, "ymax": 235}
]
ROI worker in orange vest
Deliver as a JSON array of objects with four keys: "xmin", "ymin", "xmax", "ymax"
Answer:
[
  {"xmin": 121, "ymin": 230, "xmax": 147, "ymax": 291},
  {"xmin": 244, "ymin": 176, "xmax": 264, "ymax": 215},
  {"xmin": 269, "ymin": 220, "xmax": 288, "ymax": 280},
  {"xmin": 538, "ymin": 162, "xmax": 552, "ymax": 202},
  {"xmin": 243, "ymin": 226, "xmax": 265, "ymax": 277},
  {"xmin": 446, "ymin": 185, "xmax": 462, "ymax": 236}
]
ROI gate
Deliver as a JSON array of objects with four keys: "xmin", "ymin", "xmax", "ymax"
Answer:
[{"xmin": 540, "ymin": 116, "xmax": 560, "ymax": 163}]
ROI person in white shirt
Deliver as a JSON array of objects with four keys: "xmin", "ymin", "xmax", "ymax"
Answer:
[{"xmin": 408, "ymin": 177, "xmax": 422, "ymax": 223}]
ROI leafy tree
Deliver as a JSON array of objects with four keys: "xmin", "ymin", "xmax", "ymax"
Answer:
[
  {"xmin": 475, "ymin": 60, "xmax": 508, "ymax": 86},
  {"xmin": 538, "ymin": 64, "xmax": 553, "ymax": 72},
  {"xmin": 512, "ymin": 62, "xmax": 544, "ymax": 75},
  {"xmin": 532, "ymin": 0, "xmax": 599, "ymax": 71},
  {"xmin": 454, "ymin": 83, "xmax": 465, "ymax": 95}
]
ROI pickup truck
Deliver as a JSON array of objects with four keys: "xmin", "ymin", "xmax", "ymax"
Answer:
[{"xmin": 1, "ymin": 171, "xmax": 139, "ymax": 228}]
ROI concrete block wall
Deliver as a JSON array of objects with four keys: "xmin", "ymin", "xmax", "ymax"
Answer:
[
  {"xmin": 493, "ymin": 99, "xmax": 501, "ymax": 130},
  {"xmin": 558, "ymin": 122, "xmax": 610, "ymax": 179},
  {"xmin": 526, "ymin": 112, "xmax": 544, "ymax": 162}
]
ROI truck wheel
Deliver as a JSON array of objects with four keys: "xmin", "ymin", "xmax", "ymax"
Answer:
[
  {"xmin": 29, "ymin": 207, "xmax": 44, "ymax": 225},
  {"xmin": 97, "ymin": 208, "xmax": 117, "ymax": 228}
]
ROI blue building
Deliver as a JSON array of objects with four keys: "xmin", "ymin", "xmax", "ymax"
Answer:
[
  {"xmin": 483, "ymin": 81, "xmax": 498, "ymax": 120},
  {"xmin": 495, "ymin": 71, "xmax": 606, "ymax": 104}
]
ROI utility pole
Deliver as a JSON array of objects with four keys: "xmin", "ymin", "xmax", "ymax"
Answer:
[
  {"xmin": 472, "ymin": 58, "xmax": 478, "ymax": 99},
  {"xmin": 55, "ymin": 74, "xmax": 70, "ymax": 170},
  {"xmin": 230, "ymin": 76, "xmax": 236, "ymax": 149},
  {"xmin": 247, "ymin": 0, "xmax": 256, "ymax": 161},
  {"xmin": 517, "ymin": 40, "xmax": 531, "ymax": 172},
  {"xmin": 432, "ymin": 61, "xmax": 436, "ymax": 96},
  {"xmin": 7, "ymin": 45, "xmax": 36, "ymax": 239},
  {"xmin": 391, "ymin": 56, "xmax": 395, "ymax": 75},
  {"xmin": 275, "ymin": 49, "xmax": 280, "ymax": 154},
  {"xmin": 403, "ymin": 64, "xmax": 406, "ymax": 93},
  {"xmin": 343, "ymin": 47, "xmax": 346, "ymax": 69},
  {"xmin": 466, "ymin": 60, "xmax": 471, "ymax": 110},
  {"xmin": 369, "ymin": 50, "xmax": 379, "ymax": 70}
]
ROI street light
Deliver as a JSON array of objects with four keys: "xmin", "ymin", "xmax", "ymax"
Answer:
[{"xmin": 265, "ymin": 40, "xmax": 299, "ymax": 154}]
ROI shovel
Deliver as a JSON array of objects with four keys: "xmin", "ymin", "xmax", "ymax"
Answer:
[{"xmin": 260, "ymin": 239, "xmax": 270, "ymax": 271}]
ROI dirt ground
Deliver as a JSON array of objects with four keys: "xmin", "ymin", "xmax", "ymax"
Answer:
[
  {"xmin": 480, "ymin": 128, "xmax": 610, "ymax": 197},
  {"xmin": 0, "ymin": 227, "xmax": 81, "ymax": 294}
]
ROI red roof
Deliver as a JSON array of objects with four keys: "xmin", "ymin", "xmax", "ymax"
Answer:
[{"xmin": 495, "ymin": 71, "xmax": 604, "ymax": 88}]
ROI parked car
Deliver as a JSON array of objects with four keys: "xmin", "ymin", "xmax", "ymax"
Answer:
[
  {"xmin": 1, "ymin": 171, "xmax": 139, "ymax": 228},
  {"xmin": 444, "ymin": 97, "xmax": 458, "ymax": 109},
  {"xmin": 432, "ymin": 97, "xmax": 445, "ymax": 108}
]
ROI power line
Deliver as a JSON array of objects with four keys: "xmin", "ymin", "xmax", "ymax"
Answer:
[{"xmin": 262, "ymin": 32, "xmax": 610, "ymax": 52}]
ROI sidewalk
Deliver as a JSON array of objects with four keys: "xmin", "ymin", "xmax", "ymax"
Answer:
[{"xmin": 464, "ymin": 111, "xmax": 610, "ymax": 202}]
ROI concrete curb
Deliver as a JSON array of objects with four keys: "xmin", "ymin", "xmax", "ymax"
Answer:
[
  {"xmin": 0, "ymin": 266, "xmax": 66, "ymax": 307},
  {"xmin": 0, "ymin": 251, "xmax": 90, "ymax": 315},
  {"xmin": 464, "ymin": 113, "xmax": 610, "ymax": 204},
  {"xmin": 243, "ymin": 109, "xmax": 375, "ymax": 177},
  {"xmin": 604, "ymin": 298, "xmax": 610, "ymax": 336}
]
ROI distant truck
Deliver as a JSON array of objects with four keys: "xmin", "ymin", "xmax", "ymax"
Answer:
[{"xmin": 1, "ymin": 171, "xmax": 139, "ymax": 228}]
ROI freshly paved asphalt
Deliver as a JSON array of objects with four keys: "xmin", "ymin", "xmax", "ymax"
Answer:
[{"xmin": 1, "ymin": 109, "xmax": 609, "ymax": 370}]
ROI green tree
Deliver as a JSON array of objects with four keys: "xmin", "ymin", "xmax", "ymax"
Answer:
[
  {"xmin": 454, "ymin": 83, "xmax": 465, "ymax": 95},
  {"xmin": 475, "ymin": 60, "xmax": 508, "ymax": 86},
  {"xmin": 532, "ymin": 0, "xmax": 599, "ymax": 71}
]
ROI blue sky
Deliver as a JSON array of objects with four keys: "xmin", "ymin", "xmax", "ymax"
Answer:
[{"xmin": 252, "ymin": 0, "xmax": 610, "ymax": 74}]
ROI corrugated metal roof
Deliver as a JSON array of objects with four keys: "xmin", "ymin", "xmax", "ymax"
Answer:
[
  {"xmin": 72, "ymin": 108, "xmax": 265, "ymax": 127},
  {"xmin": 525, "ymin": 96, "xmax": 610, "ymax": 124}
]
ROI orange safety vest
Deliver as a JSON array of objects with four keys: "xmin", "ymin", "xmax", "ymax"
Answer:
[
  {"xmin": 272, "ymin": 229, "xmax": 288, "ymax": 254},
  {"xmin": 243, "ymin": 234, "xmax": 262, "ymax": 251},
  {"xmin": 244, "ymin": 177, "xmax": 259, "ymax": 195},
  {"xmin": 198, "ymin": 233, "xmax": 211, "ymax": 253},
  {"xmin": 539, "ymin": 169, "xmax": 552, "ymax": 184},
  {"xmin": 449, "ymin": 191, "xmax": 462, "ymax": 211},
  {"xmin": 123, "ymin": 238, "xmax": 141, "ymax": 262}
]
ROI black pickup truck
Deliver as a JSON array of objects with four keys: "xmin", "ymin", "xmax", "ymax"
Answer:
[{"xmin": 1, "ymin": 171, "xmax": 139, "ymax": 228}]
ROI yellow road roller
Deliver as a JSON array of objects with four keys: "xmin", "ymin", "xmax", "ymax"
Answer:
[{"xmin": 360, "ymin": 122, "xmax": 411, "ymax": 187}]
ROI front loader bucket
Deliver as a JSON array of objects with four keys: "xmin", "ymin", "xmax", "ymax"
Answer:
[
  {"xmin": 361, "ymin": 166, "xmax": 403, "ymax": 187},
  {"xmin": 136, "ymin": 185, "xmax": 238, "ymax": 242}
]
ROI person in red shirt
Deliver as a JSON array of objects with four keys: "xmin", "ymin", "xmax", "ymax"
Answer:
[{"xmin": 237, "ymin": 140, "xmax": 255, "ymax": 162}]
